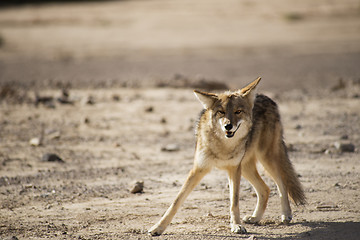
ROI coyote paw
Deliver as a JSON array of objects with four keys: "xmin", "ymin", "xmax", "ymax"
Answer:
[
  {"xmin": 281, "ymin": 215, "xmax": 292, "ymax": 224},
  {"xmin": 231, "ymin": 224, "xmax": 247, "ymax": 234},
  {"xmin": 148, "ymin": 224, "xmax": 165, "ymax": 236},
  {"xmin": 243, "ymin": 215, "xmax": 260, "ymax": 224}
]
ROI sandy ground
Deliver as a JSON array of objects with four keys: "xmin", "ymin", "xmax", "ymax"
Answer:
[
  {"xmin": 0, "ymin": 0, "xmax": 360, "ymax": 239},
  {"xmin": 0, "ymin": 86, "xmax": 359, "ymax": 240}
]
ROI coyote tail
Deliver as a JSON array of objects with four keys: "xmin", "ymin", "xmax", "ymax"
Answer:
[{"xmin": 280, "ymin": 141, "xmax": 307, "ymax": 205}]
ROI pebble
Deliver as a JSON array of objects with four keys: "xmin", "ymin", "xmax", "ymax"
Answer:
[
  {"xmin": 340, "ymin": 135, "xmax": 349, "ymax": 140},
  {"xmin": 5, "ymin": 237, "xmax": 19, "ymax": 240},
  {"xmin": 82, "ymin": 95, "xmax": 95, "ymax": 105},
  {"xmin": 83, "ymin": 117, "xmax": 90, "ymax": 124},
  {"xmin": 57, "ymin": 96, "xmax": 73, "ymax": 105},
  {"xmin": 295, "ymin": 124, "xmax": 302, "ymax": 130},
  {"xmin": 130, "ymin": 181, "xmax": 144, "ymax": 194},
  {"xmin": 29, "ymin": 137, "xmax": 42, "ymax": 146},
  {"xmin": 161, "ymin": 144, "xmax": 180, "ymax": 152},
  {"xmin": 112, "ymin": 94, "xmax": 121, "ymax": 101},
  {"xmin": 334, "ymin": 142, "xmax": 355, "ymax": 153},
  {"xmin": 47, "ymin": 131, "xmax": 61, "ymax": 140},
  {"xmin": 145, "ymin": 106, "xmax": 154, "ymax": 112},
  {"xmin": 160, "ymin": 117, "xmax": 167, "ymax": 124},
  {"xmin": 324, "ymin": 148, "xmax": 333, "ymax": 155},
  {"xmin": 42, "ymin": 153, "xmax": 64, "ymax": 163},
  {"xmin": 286, "ymin": 143, "xmax": 296, "ymax": 152}
]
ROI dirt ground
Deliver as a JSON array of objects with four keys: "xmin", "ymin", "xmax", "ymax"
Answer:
[{"xmin": 0, "ymin": 1, "xmax": 360, "ymax": 239}]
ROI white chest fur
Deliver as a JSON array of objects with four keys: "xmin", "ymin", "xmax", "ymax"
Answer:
[{"xmin": 195, "ymin": 136, "xmax": 247, "ymax": 170}]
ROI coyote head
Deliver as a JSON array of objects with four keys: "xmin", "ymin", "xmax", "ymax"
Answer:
[{"xmin": 194, "ymin": 77, "xmax": 261, "ymax": 139}]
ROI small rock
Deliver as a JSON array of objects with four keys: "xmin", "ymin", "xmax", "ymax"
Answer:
[
  {"xmin": 160, "ymin": 117, "xmax": 167, "ymax": 124},
  {"xmin": 5, "ymin": 236, "xmax": 19, "ymax": 240},
  {"xmin": 82, "ymin": 95, "xmax": 95, "ymax": 105},
  {"xmin": 324, "ymin": 148, "xmax": 333, "ymax": 155},
  {"xmin": 310, "ymin": 147, "xmax": 327, "ymax": 154},
  {"xmin": 57, "ymin": 89, "xmax": 73, "ymax": 104},
  {"xmin": 29, "ymin": 137, "xmax": 42, "ymax": 146},
  {"xmin": 295, "ymin": 124, "xmax": 302, "ymax": 130},
  {"xmin": 352, "ymin": 93, "xmax": 360, "ymax": 98},
  {"xmin": 47, "ymin": 131, "xmax": 61, "ymax": 140},
  {"xmin": 287, "ymin": 143, "xmax": 296, "ymax": 152},
  {"xmin": 340, "ymin": 135, "xmax": 349, "ymax": 140},
  {"xmin": 161, "ymin": 144, "xmax": 180, "ymax": 152},
  {"xmin": 131, "ymin": 152, "xmax": 140, "ymax": 160},
  {"xmin": 145, "ymin": 106, "xmax": 154, "ymax": 112},
  {"xmin": 35, "ymin": 94, "xmax": 54, "ymax": 106},
  {"xmin": 57, "ymin": 97, "xmax": 73, "ymax": 105},
  {"xmin": 42, "ymin": 153, "xmax": 64, "ymax": 163},
  {"xmin": 112, "ymin": 94, "xmax": 121, "ymax": 101},
  {"xmin": 334, "ymin": 142, "xmax": 355, "ymax": 153},
  {"xmin": 308, "ymin": 188, "xmax": 315, "ymax": 193},
  {"xmin": 83, "ymin": 117, "xmax": 90, "ymax": 124},
  {"xmin": 130, "ymin": 181, "xmax": 144, "ymax": 194}
]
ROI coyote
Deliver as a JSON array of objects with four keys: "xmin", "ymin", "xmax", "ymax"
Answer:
[{"xmin": 149, "ymin": 77, "xmax": 306, "ymax": 236}]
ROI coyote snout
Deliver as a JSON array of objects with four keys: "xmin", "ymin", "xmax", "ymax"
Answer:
[
  {"xmin": 220, "ymin": 118, "xmax": 242, "ymax": 138},
  {"xmin": 224, "ymin": 123, "xmax": 232, "ymax": 130}
]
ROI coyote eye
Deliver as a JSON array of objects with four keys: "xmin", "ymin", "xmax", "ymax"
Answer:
[
  {"xmin": 217, "ymin": 110, "xmax": 225, "ymax": 115},
  {"xmin": 235, "ymin": 110, "xmax": 243, "ymax": 115}
]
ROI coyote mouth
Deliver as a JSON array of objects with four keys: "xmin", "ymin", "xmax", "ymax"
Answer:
[
  {"xmin": 226, "ymin": 131, "xmax": 235, "ymax": 138},
  {"xmin": 225, "ymin": 123, "xmax": 241, "ymax": 138}
]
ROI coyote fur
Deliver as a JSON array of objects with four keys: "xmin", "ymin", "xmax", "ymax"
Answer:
[{"xmin": 149, "ymin": 77, "xmax": 306, "ymax": 236}]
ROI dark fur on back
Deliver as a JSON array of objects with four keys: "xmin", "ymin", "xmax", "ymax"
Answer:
[{"xmin": 247, "ymin": 94, "xmax": 280, "ymax": 145}]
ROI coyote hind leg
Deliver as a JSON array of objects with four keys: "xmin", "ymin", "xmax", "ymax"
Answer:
[
  {"xmin": 148, "ymin": 166, "xmax": 210, "ymax": 236},
  {"xmin": 241, "ymin": 157, "xmax": 270, "ymax": 224},
  {"xmin": 259, "ymin": 151, "xmax": 292, "ymax": 224}
]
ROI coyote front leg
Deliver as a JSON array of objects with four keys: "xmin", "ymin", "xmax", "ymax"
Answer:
[
  {"xmin": 148, "ymin": 166, "xmax": 210, "ymax": 236},
  {"xmin": 227, "ymin": 165, "xmax": 247, "ymax": 234}
]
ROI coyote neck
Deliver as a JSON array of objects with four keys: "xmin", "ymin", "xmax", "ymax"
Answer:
[{"xmin": 196, "ymin": 133, "xmax": 248, "ymax": 169}]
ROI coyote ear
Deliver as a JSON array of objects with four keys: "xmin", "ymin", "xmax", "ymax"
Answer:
[
  {"xmin": 194, "ymin": 90, "xmax": 218, "ymax": 109},
  {"xmin": 239, "ymin": 77, "xmax": 261, "ymax": 97}
]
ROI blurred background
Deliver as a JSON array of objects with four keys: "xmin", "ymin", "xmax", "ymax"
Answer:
[{"xmin": 0, "ymin": 0, "xmax": 359, "ymax": 92}]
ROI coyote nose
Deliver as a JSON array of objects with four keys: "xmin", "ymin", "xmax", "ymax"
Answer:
[{"xmin": 225, "ymin": 124, "xmax": 233, "ymax": 131}]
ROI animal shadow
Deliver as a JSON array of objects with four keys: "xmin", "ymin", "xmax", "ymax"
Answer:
[{"xmin": 262, "ymin": 221, "xmax": 360, "ymax": 240}]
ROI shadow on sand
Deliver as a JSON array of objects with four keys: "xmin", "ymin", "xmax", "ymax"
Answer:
[
  {"xmin": 258, "ymin": 221, "xmax": 360, "ymax": 240},
  {"xmin": 160, "ymin": 221, "xmax": 360, "ymax": 240}
]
